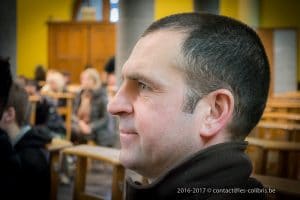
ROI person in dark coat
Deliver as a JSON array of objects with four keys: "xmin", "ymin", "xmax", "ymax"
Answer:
[
  {"xmin": 0, "ymin": 58, "xmax": 12, "ymax": 118},
  {"xmin": 0, "ymin": 57, "xmax": 14, "ymax": 199},
  {"xmin": 0, "ymin": 82, "xmax": 51, "ymax": 200},
  {"xmin": 25, "ymin": 79, "xmax": 66, "ymax": 136},
  {"xmin": 108, "ymin": 13, "xmax": 270, "ymax": 199},
  {"xmin": 72, "ymin": 68, "xmax": 116, "ymax": 146}
]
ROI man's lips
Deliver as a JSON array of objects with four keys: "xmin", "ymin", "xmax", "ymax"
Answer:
[{"xmin": 119, "ymin": 129, "xmax": 138, "ymax": 135}]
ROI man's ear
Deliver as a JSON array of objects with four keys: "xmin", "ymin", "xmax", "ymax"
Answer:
[
  {"xmin": 2, "ymin": 107, "xmax": 16, "ymax": 123},
  {"xmin": 198, "ymin": 89, "xmax": 234, "ymax": 138}
]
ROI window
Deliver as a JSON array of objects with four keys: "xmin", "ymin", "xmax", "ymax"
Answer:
[
  {"xmin": 110, "ymin": 0, "xmax": 119, "ymax": 22},
  {"xmin": 75, "ymin": 0, "xmax": 119, "ymax": 22}
]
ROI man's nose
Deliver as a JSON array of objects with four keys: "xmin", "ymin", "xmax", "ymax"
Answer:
[{"xmin": 107, "ymin": 87, "xmax": 133, "ymax": 116}]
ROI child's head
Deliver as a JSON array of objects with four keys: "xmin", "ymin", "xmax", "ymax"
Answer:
[{"xmin": 0, "ymin": 82, "xmax": 29, "ymax": 129}]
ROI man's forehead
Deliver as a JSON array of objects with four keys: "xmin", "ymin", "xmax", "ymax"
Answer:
[
  {"xmin": 137, "ymin": 29, "xmax": 186, "ymax": 49},
  {"xmin": 123, "ymin": 31, "xmax": 185, "ymax": 67},
  {"xmin": 121, "ymin": 60, "xmax": 148, "ymax": 78}
]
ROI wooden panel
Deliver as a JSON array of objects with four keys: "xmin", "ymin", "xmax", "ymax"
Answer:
[
  {"xmin": 48, "ymin": 22, "xmax": 116, "ymax": 83},
  {"xmin": 48, "ymin": 23, "xmax": 88, "ymax": 83},
  {"xmin": 89, "ymin": 23, "xmax": 116, "ymax": 77},
  {"xmin": 256, "ymin": 29, "xmax": 274, "ymax": 96}
]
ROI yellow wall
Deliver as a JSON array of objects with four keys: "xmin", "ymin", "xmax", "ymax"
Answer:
[
  {"xmin": 17, "ymin": 0, "xmax": 300, "ymax": 81},
  {"xmin": 17, "ymin": 0, "xmax": 73, "ymax": 78},
  {"xmin": 220, "ymin": 0, "xmax": 300, "ymax": 82},
  {"xmin": 260, "ymin": 0, "xmax": 300, "ymax": 28},
  {"xmin": 219, "ymin": 0, "xmax": 239, "ymax": 19},
  {"xmin": 154, "ymin": 0, "xmax": 193, "ymax": 20},
  {"xmin": 260, "ymin": 0, "xmax": 300, "ymax": 81}
]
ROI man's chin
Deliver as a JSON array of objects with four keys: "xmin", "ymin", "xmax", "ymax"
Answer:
[{"xmin": 119, "ymin": 150, "xmax": 140, "ymax": 170}]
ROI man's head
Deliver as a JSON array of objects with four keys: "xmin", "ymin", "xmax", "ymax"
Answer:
[
  {"xmin": 0, "ymin": 58, "xmax": 13, "ymax": 119},
  {"xmin": 108, "ymin": 13, "xmax": 270, "ymax": 178},
  {"xmin": 0, "ymin": 82, "xmax": 30, "ymax": 132}
]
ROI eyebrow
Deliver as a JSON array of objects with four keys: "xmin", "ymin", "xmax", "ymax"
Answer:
[{"xmin": 125, "ymin": 72, "xmax": 160, "ymax": 88}]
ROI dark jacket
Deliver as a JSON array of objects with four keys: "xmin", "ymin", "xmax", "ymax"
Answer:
[
  {"xmin": 126, "ymin": 141, "xmax": 266, "ymax": 200},
  {"xmin": 0, "ymin": 128, "xmax": 18, "ymax": 199},
  {"xmin": 73, "ymin": 87, "xmax": 116, "ymax": 146},
  {"xmin": 0, "ymin": 127, "xmax": 51, "ymax": 200},
  {"xmin": 35, "ymin": 96, "xmax": 66, "ymax": 135}
]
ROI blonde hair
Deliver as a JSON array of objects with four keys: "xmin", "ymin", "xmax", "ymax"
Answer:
[
  {"xmin": 42, "ymin": 70, "xmax": 65, "ymax": 93},
  {"xmin": 81, "ymin": 68, "xmax": 101, "ymax": 89}
]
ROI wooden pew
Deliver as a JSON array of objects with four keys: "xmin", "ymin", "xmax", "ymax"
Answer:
[
  {"xmin": 67, "ymin": 84, "xmax": 81, "ymax": 94},
  {"xmin": 46, "ymin": 138, "xmax": 73, "ymax": 200},
  {"xmin": 258, "ymin": 121, "xmax": 300, "ymax": 131},
  {"xmin": 63, "ymin": 145, "xmax": 125, "ymax": 200},
  {"xmin": 246, "ymin": 137, "xmax": 300, "ymax": 179},
  {"xmin": 253, "ymin": 174, "xmax": 300, "ymax": 199},
  {"xmin": 41, "ymin": 92, "xmax": 74, "ymax": 141},
  {"xmin": 255, "ymin": 120, "xmax": 300, "ymax": 141},
  {"xmin": 256, "ymin": 96, "xmax": 300, "ymax": 140},
  {"xmin": 262, "ymin": 112, "xmax": 300, "ymax": 122},
  {"xmin": 274, "ymin": 91, "xmax": 300, "ymax": 99},
  {"xmin": 29, "ymin": 95, "xmax": 40, "ymax": 125},
  {"xmin": 266, "ymin": 99, "xmax": 300, "ymax": 112}
]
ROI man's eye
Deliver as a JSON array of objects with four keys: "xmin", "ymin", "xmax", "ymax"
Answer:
[{"xmin": 138, "ymin": 82, "xmax": 150, "ymax": 91}]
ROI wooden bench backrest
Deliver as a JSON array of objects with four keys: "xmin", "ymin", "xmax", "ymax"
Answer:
[
  {"xmin": 246, "ymin": 137, "xmax": 300, "ymax": 179},
  {"xmin": 41, "ymin": 92, "xmax": 74, "ymax": 141},
  {"xmin": 51, "ymin": 92, "xmax": 74, "ymax": 141},
  {"xmin": 63, "ymin": 145, "xmax": 124, "ymax": 200},
  {"xmin": 29, "ymin": 95, "xmax": 41, "ymax": 125},
  {"xmin": 274, "ymin": 91, "xmax": 300, "ymax": 99},
  {"xmin": 63, "ymin": 145, "xmax": 121, "ymax": 165},
  {"xmin": 262, "ymin": 112, "xmax": 300, "ymax": 122},
  {"xmin": 46, "ymin": 138, "xmax": 73, "ymax": 200},
  {"xmin": 66, "ymin": 84, "xmax": 81, "ymax": 94},
  {"xmin": 256, "ymin": 100, "xmax": 300, "ymax": 141}
]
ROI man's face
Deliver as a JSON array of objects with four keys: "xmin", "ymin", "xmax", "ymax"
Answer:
[{"xmin": 108, "ymin": 30, "xmax": 203, "ymax": 178}]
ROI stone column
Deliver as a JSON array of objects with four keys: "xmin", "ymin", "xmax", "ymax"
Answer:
[
  {"xmin": 194, "ymin": 0, "xmax": 220, "ymax": 15},
  {"xmin": 116, "ymin": 0, "xmax": 154, "ymax": 85},
  {"xmin": 238, "ymin": 0, "xmax": 260, "ymax": 27},
  {"xmin": 0, "ymin": 0, "xmax": 16, "ymax": 76}
]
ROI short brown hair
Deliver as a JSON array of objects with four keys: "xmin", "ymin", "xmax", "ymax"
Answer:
[
  {"xmin": 5, "ymin": 82, "xmax": 30, "ymax": 126},
  {"xmin": 143, "ymin": 13, "xmax": 270, "ymax": 140}
]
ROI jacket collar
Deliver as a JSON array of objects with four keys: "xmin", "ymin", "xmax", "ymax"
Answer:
[{"xmin": 126, "ymin": 141, "xmax": 252, "ymax": 199}]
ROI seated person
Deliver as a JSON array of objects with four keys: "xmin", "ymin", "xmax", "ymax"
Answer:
[
  {"xmin": 0, "ymin": 82, "xmax": 52, "ymax": 200},
  {"xmin": 34, "ymin": 64, "xmax": 46, "ymax": 90},
  {"xmin": 72, "ymin": 68, "xmax": 116, "ymax": 146},
  {"xmin": 0, "ymin": 57, "xmax": 13, "ymax": 198},
  {"xmin": 41, "ymin": 70, "xmax": 67, "ymax": 107},
  {"xmin": 25, "ymin": 79, "xmax": 66, "ymax": 137}
]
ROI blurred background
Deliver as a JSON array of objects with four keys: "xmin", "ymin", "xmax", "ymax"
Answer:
[
  {"xmin": 1, "ymin": 1, "xmax": 300, "ymax": 200},
  {"xmin": 1, "ymin": 0, "xmax": 300, "ymax": 95}
]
